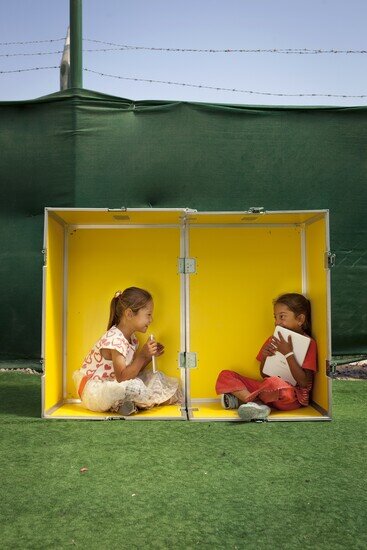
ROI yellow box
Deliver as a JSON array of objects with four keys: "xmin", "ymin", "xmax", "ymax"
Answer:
[{"xmin": 42, "ymin": 208, "xmax": 332, "ymax": 421}]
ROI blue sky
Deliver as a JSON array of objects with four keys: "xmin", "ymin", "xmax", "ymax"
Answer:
[{"xmin": 1, "ymin": 0, "xmax": 367, "ymax": 106}]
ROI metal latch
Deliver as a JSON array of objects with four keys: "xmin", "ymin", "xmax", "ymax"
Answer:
[
  {"xmin": 247, "ymin": 207, "xmax": 265, "ymax": 214},
  {"xmin": 325, "ymin": 252, "xmax": 336, "ymax": 269},
  {"xmin": 179, "ymin": 352, "xmax": 197, "ymax": 369},
  {"xmin": 178, "ymin": 258, "xmax": 197, "ymax": 274},
  {"xmin": 326, "ymin": 360, "xmax": 337, "ymax": 377},
  {"xmin": 41, "ymin": 249, "xmax": 47, "ymax": 265}
]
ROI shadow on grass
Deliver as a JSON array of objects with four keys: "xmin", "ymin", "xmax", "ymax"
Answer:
[{"xmin": 0, "ymin": 374, "xmax": 41, "ymax": 418}]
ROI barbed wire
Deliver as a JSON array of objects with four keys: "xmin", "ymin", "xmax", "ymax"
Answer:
[
  {"xmin": 84, "ymin": 68, "xmax": 367, "ymax": 98},
  {"xmin": 1, "ymin": 37, "xmax": 366, "ymax": 54},
  {"xmin": 0, "ymin": 50, "xmax": 63, "ymax": 57},
  {"xmin": 1, "ymin": 65, "xmax": 366, "ymax": 98},
  {"xmin": 85, "ymin": 39, "xmax": 367, "ymax": 54},
  {"xmin": 0, "ymin": 38, "xmax": 65, "ymax": 45},
  {"xmin": 0, "ymin": 66, "xmax": 58, "ymax": 74},
  {"xmin": 0, "ymin": 48, "xmax": 130, "ymax": 58}
]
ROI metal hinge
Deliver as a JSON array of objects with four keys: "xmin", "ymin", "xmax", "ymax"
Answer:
[
  {"xmin": 178, "ymin": 258, "xmax": 197, "ymax": 274},
  {"xmin": 326, "ymin": 360, "xmax": 337, "ymax": 377},
  {"xmin": 325, "ymin": 251, "xmax": 336, "ymax": 269},
  {"xmin": 179, "ymin": 352, "xmax": 197, "ymax": 369},
  {"xmin": 107, "ymin": 207, "xmax": 127, "ymax": 211}
]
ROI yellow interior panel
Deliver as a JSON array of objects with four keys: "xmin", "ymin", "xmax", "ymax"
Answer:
[
  {"xmin": 43, "ymin": 209, "xmax": 330, "ymax": 421},
  {"xmin": 130, "ymin": 404, "xmax": 184, "ymax": 418},
  {"xmin": 189, "ymin": 226, "xmax": 303, "ymax": 400},
  {"xmin": 47, "ymin": 402, "xmax": 185, "ymax": 419},
  {"xmin": 44, "ymin": 215, "xmax": 64, "ymax": 411},
  {"xmin": 190, "ymin": 402, "xmax": 325, "ymax": 420},
  {"xmin": 50, "ymin": 209, "xmax": 185, "ymax": 226},
  {"xmin": 66, "ymin": 227, "xmax": 182, "ymax": 400},
  {"xmin": 47, "ymin": 403, "xmax": 120, "ymax": 418},
  {"xmin": 187, "ymin": 211, "xmax": 326, "ymax": 226},
  {"xmin": 306, "ymin": 217, "xmax": 330, "ymax": 413}
]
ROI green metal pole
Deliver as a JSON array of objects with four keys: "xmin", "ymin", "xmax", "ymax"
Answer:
[{"xmin": 70, "ymin": 0, "xmax": 83, "ymax": 88}]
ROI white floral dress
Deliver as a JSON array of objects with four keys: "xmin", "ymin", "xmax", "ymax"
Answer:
[{"xmin": 73, "ymin": 325, "xmax": 181, "ymax": 413}]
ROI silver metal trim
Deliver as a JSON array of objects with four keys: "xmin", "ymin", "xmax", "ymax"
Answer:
[
  {"xmin": 186, "ymin": 209, "xmax": 328, "ymax": 217},
  {"xmin": 303, "ymin": 212, "xmax": 328, "ymax": 226},
  {"xmin": 184, "ymin": 218, "xmax": 192, "ymax": 411},
  {"xmin": 45, "ymin": 207, "xmax": 190, "ymax": 213},
  {"xmin": 189, "ymin": 414, "xmax": 331, "ymax": 422},
  {"xmin": 123, "ymin": 415, "xmax": 187, "ymax": 421},
  {"xmin": 179, "ymin": 221, "xmax": 187, "ymax": 409},
  {"xmin": 310, "ymin": 400, "xmax": 328, "ymax": 416},
  {"xmin": 47, "ymin": 209, "xmax": 67, "ymax": 226},
  {"xmin": 62, "ymin": 225, "xmax": 68, "ymax": 400},
  {"xmin": 268, "ymin": 416, "xmax": 331, "ymax": 423},
  {"xmin": 41, "ymin": 210, "xmax": 48, "ymax": 376},
  {"xmin": 188, "ymin": 223, "xmax": 301, "ymax": 229},
  {"xmin": 68, "ymin": 224, "xmax": 183, "ymax": 230},
  {"xmin": 325, "ymin": 211, "xmax": 333, "ymax": 418},
  {"xmin": 301, "ymin": 224, "xmax": 307, "ymax": 295},
  {"xmin": 43, "ymin": 400, "xmax": 64, "ymax": 417}
]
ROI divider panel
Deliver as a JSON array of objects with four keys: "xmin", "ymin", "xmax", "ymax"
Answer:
[{"xmin": 188, "ymin": 226, "xmax": 303, "ymax": 402}]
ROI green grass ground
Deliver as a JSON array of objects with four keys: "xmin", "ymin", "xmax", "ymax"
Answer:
[{"xmin": 0, "ymin": 372, "xmax": 366, "ymax": 549}]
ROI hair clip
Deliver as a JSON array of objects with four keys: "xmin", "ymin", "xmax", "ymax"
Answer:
[{"xmin": 114, "ymin": 290, "xmax": 122, "ymax": 298}]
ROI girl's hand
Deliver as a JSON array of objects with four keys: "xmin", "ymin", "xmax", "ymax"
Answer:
[
  {"xmin": 272, "ymin": 332, "xmax": 293, "ymax": 356},
  {"xmin": 140, "ymin": 338, "xmax": 158, "ymax": 361},
  {"xmin": 260, "ymin": 342, "xmax": 277, "ymax": 360},
  {"xmin": 155, "ymin": 342, "xmax": 165, "ymax": 357}
]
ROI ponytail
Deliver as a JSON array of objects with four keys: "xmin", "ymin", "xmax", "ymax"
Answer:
[{"xmin": 107, "ymin": 293, "xmax": 122, "ymax": 330}]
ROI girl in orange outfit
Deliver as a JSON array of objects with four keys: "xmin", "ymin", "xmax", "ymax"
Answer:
[{"xmin": 216, "ymin": 293, "xmax": 317, "ymax": 421}]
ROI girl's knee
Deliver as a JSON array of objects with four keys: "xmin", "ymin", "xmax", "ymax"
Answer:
[{"xmin": 217, "ymin": 369, "xmax": 234, "ymax": 378}]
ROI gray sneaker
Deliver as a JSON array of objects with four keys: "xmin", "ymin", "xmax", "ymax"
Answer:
[
  {"xmin": 238, "ymin": 402, "xmax": 271, "ymax": 421},
  {"xmin": 220, "ymin": 393, "xmax": 240, "ymax": 409},
  {"xmin": 118, "ymin": 401, "xmax": 138, "ymax": 416}
]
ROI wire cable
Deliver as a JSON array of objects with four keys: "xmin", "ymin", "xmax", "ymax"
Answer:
[
  {"xmin": 1, "ymin": 38, "xmax": 366, "ymax": 55},
  {"xmin": 0, "ymin": 38, "xmax": 65, "ymax": 45},
  {"xmin": 84, "ymin": 39, "xmax": 367, "ymax": 54},
  {"xmin": 0, "ymin": 66, "xmax": 58, "ymax": 74},
  {"xmin": 83, "ymin": 68, "xmax": 367, "ymax": 98},
  {"xmin": 1, "ymin": 66, "xmax": 366, "ymax": 99}
]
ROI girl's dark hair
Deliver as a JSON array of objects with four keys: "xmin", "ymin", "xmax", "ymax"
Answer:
[
  {"xmin": 107, "ymin": 287, "xmax": 153, "ymax": 330},
  {"xmin": 273, "ymin": 293, "xmax": 312, "ymax": 336}
]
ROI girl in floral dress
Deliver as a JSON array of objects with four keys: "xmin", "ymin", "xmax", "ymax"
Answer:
[{"xmin": 73, "ymin": 287, "xmax": 181, "ymax": 415}]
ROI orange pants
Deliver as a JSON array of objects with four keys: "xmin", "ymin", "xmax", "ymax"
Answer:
[{"xmin": 216, "ymin": 370, "xmax": 301, "ymax": 411}]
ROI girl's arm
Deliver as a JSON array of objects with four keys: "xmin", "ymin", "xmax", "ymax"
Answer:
[
  {"xmin": 272, "ymin": 332, "xmax": 310, "ymax": 387},
  {"xmin": 259, "ymin": 340, "xmax": 277, "ymax": 378},
  {"xmin": 111, "ymin": 338, "xmax": 162, "ymax": 382}
]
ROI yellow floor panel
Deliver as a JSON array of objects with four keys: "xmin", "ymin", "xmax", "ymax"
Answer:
[
  {"xmin": 45, "ymin": 402, "xmax": 186, "ymax": 420},
  {"xmin": 134, "ymin": 404, "xmax": 185, "ymax": 419},
  {"xmin": 189, "ymin": 402, "xmax": 327, "ymax": 421}
]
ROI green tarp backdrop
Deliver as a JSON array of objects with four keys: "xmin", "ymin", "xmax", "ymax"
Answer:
[{"xmin": 0, "ymin": 89, "xmax": 366, "ymax": 359}]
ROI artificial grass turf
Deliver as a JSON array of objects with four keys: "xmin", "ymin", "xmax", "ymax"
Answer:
[{"xmin": 0, "ymin": 372, "xmax": 366, "ymax": 550}]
